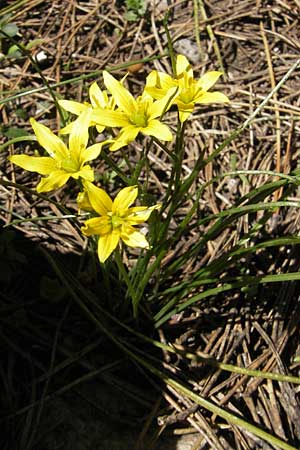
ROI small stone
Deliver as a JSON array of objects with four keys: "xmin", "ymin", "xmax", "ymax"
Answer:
[{"xmin": 173, "ymin": 38, "xmax": 201, "ymax": 65}]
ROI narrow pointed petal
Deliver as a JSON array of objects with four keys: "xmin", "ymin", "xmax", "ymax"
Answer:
[
  {"xmin": 103, "ymin": 71, "xmax": 136, "ymax": 112},
  {"xmin": 195, "ymin": 91, "xmax": 230, "ymax": 104},
  {"xmin": 112, "ymin": 125, "xmax": 140, "ymax": 148},
  {"xmin": 80, "ymin": 143, "xmax": 103, "ymax": 163},
  {"xmin": 58, "ymin": 100, "xmax": 87, "ymax": 115},
  {"xmin": 97, "ymin": 231, "xmax": 120, "ymax": 263},
  {"xmin": 176, "ymin": 54, "xmax": 191, "ymax": 76},
  {"xmin": 113, "ymin": 185, "xmax": 138, "ymax": 212},
  {"xmin": 69, "ymin": 109, "xmax": 92, "ymax": 156},
  {"xmin": 158, "ymin": 72, "xmax": 178, "ymax": 90},
  {"xmin": 148, "ymin": 87, "xmax": 178, "ymax": 119},
  {"xmin": 30, "ymin": 118, "xmax": 68, "ymax": 160},
  {"xmin": 144, "ymin": 86, "xmax": 166, "ymax": 100},
  {"xmin": 36, "ymin": 170, "xmax": 70, "ymax": 192},
  {"xmin": 175, "ymin": 99, "xmax": 194, "ymax": 122},
  {"xmin": 72, "ymin": 164, "xmax": 94, "ymax": 182},
  {"xmin": 9, "ymin": 155, "xmax": 57, "ymax": 175},
  {"xmin": 77, "ymin": 190, "xmax": 94, "ymax": 212},
  {"xmin": 142, "ymin": 119, "xmax": 173, "ymax": 141},
  {"xmin": 127, "ymin": 204, "xmax": 161, "ymax": 224},
  {"xmin": 146, "ymin": 70, "xmax": 175, "ymax": 91},
  {"xmin": 121, "ymin": 226, "xmax": 149, "ymax": 249},
  {"xmin": 146, "ymin": 70, "xmax": 158, "ymax": 87},
  {"xmin": 81, "ymin": 216, "xmax": 112, "ymax": 236},
  {"xmin": 59, "ymin": 121, "xmax": 75, "ymax": 135},
  {"xmin": 83, "ymin": 181, "xmax": 113, "ymax": 215},
  {"xmin": 92, "ymin": 109, "xmax": 130, "ymax": 128},
  {"xmin": 178, "ymin": 109, "xmax": 192, "ymax": 123},
  {"xmin": 109, "ymin": 139, "xmax": 128, "ymax": 152},
  {"xmin": 89, "ymin": 82, "xmax": 107, "ymax": 108},
  {"xmin": 197, "ymin": 71, "xmax": 223, "ymax": 92},
  {"xmin": 96, "ymin": 124, "xmax": 105, "ymax": 133}
]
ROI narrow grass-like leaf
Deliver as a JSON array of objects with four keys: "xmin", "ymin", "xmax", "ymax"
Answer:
[{"xmin": 154, "ymin": 272, "xmax": 300, "ymax": 327}]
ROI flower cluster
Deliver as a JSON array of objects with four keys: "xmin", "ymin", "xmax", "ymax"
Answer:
[{"xmin": 9, "ymin": 54, "xmax": 229, "ymax": 263}]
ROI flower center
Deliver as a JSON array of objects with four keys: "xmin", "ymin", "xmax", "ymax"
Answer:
[
  {"xmin": 61, "ymin": 157, "xmax": 80, "ymax": 173},
  {"xmin": 130, "ymin": 111, "xmax": 148, "ymax": 128},
  {"xmin": 111, "ymin": 215, "xmax": 123, "ymax": 229},
  {"xmin": 179, "ymin": 87, "xmax": 195, "ymax": 104}
]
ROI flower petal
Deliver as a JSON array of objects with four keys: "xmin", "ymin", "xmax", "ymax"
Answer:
[
  {"xmin": 30, "ymin": 118, "xmax": 68, "ymax": 160},
  {"xmin": 142, "ymin": 119, "xmax": 173, "ymax": 141},
  {"xmin": 58, "ymin": 100, "xmax": 87, "ymax": 116},
  {"xmin": 176, "ymin": 54, "xmax": 192, "ymax": 77},
  {"xmin": 69, "ymin": 109, "xmax": 92, "ymax": 157},
  {"xmin": 59, "ymin": 121, "xmax": 75, "ymax": 135},
  {"xmin": 113, "ymin": 185, "xmax": 138, "ymax": 212},
  {"xmin": 9, "ymin": 155, "xmax": 57, "ymax": 175},
  {"xmin": 121, "ymin": 226, "xmax": 149, "ymax": 249},
  {"xmin": 36, "ymin": 170, "xmax": 70, "ymax": 192},
  {"xmin": 146, "ymin": 70, "xmax": 158, "ymax": 87},
  {"xmin": 126, "ymin": 204, "xmax": 161, "ymax": 224},
  {"xmin": 97, "ymin": 231, "xmax": 120, "ymax": 263},
  {"xmin": 89, "ymin": 82, "xmax": 107, "ymax": 108},
  {"xmin": 197, "ymin": 71, "xmax": 223, "ymax": 92},
  {"xmin": 72, "ymin": 164, "xmax": 94, "ymax": 182},
  {"xmin": 91, "ymin": 109, "xmax": 130, "ymax": 128},
  {"xmin": 80, "ymin": 143, "xmax": 103, "ymax": 163},
  {"xmin": 103, "ymin": 70, "xmax": 136, "ymax": 112},
  {"xmin": 108, "ymin": 139, "xmax": 128, "ymax": 152},
  {"xmin": 195, "ymin": 91, "xmax": 230, "ymax": 104},
  {"xmin": 178, "ymin": 110, "xmax": 192, "ymax": 123},
  {"xmin": 83, "ymin": 181, "xmax": 113, "ymax": 215},
  {"xmin": 81, "ymin": 216, "xmax": 112, "ymax": 236},
  {"xmin": 109, "ymin": 125, "xmax": 140, "ymax": 151},
  {"xmin": 144, "ymin": 86, "xmax": 166, "ymax": 100},
  {"xmin": 148, "ymin": 87, "xmax": 178, "ymax": 119},
  {"xmin": 96, "ymin": 124, "xmax": 106, "ymax": 133},
  {"xmin": 77, "ymin": 190, "xmax": 94, "ymax": 212}
]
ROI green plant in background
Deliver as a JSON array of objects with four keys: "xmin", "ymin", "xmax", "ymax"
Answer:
[
  {"xmin": 0, "ymin": 14, "xmax": 42, "ymax": 59},
  {"xmin": 124, "ymin": 0, "xmax": 147, "ymax": 21},
  {"xmin": 0, "ymin": 14, "xmax": 21, "ymax": 58}
]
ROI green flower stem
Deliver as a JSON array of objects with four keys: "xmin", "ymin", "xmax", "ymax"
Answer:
[
  {"xmin": 129, "ymin": 122, "xmax": 188, "ymax": 311},
  {"xmin": 0, "ymin": 135, "xmax": 37, "ymax": 152},
  {"xmin": 114, "ymin": 247, "xmax": 136, "ymax": 314},
  {"xmin": 163, "ymin": 11, "xmax": 177, "ymax": 76}
]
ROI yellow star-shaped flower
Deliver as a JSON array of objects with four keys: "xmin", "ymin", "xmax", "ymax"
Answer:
[
  {"xmin": 9, "ymin": 110, "xmax": 103, "ymax": 193},
  {"xmin": 146, "ymin": 54, "xmax": 230, "ymax": 122},
  {"xmin": 58, "ymin": 81, "xmax": 114, "ymax": 134},
  {"xmin": 81, "ymin": 182, "xmax": 161, "ymax": 263},
  {"xmin": 91, "ymin": 71, "xmax": 176, "ymax": 151}
]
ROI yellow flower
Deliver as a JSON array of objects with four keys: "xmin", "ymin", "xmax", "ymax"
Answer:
[
  {"xmin": 81, "ymin": 182, "xmax": 161, "ymax": 263},
  {"xmin": 9, "ymin": 110, "xmax": 103, "ymax": 193},
  {"xmin": 58, "ymin": 81, "xmax": 114, "ymax": 134},
  {"xmin": 145, "ymin": 54, "xmax": 229, "ymax": 122},
  {"xmin": 91, "ymin": 70, "xmax": 176, "ymax": 151}
]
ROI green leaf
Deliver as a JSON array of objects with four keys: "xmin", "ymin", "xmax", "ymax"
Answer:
[
  {"xmin": 7, "ymin": 44, "xmax": 22, "ymax": 58},
  {"xmin": 25, "ymin": 38, "xmax": 44, "ymax": 50},
  {"xmin": 1, "ymin": 22, "xmax": 18, "ymax": 37},
  {"xmin": 3, "ymin": 127, "xmax": 30, "ymax": 138}
]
